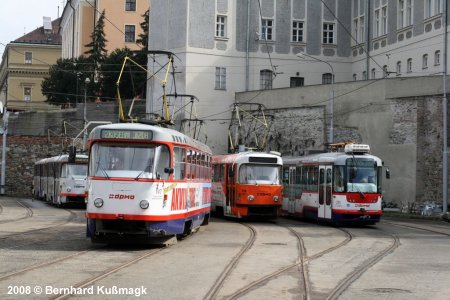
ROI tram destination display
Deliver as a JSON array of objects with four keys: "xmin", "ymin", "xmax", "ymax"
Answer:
[{"xmin": 101, "ymin": 129, "xmax": 153, "ymax": 140}]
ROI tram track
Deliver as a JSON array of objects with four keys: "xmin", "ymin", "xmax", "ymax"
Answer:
[
  {"xmin": 0, "ymin": 198, "xmax": 33, "ymax": 224},
  {"xmin": 50, "ymin": 247, "xmax": 165, "ymax": 300},
  {"xmin": 326, "ymin": 230, "xmax": 400, "ymax": 300},
  {"xmin": 203, "ymin": 222, "xmax": 257, "ymax": 300},
  {"xmin": 225, "ymin": 221, "xmax": 353, "ymax": 300},
  {"xmin": 382, "ymin": 219, "xmax": 450, "ymax": 236}
]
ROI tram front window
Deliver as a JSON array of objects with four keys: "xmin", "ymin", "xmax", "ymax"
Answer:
[
  {"xmin": 238, "ymin": 164, "xmax": 281, "ymax": 185},
  {"xmin": 346, "ymin": 159, "xmax": 379, "ymax": 193},
  {"xmin": 90, "ymin": 143, "xmax": 170, "ymax": 179}
]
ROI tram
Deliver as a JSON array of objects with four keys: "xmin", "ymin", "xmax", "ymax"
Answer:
[
  {"xmin": 282, "ymin": 143, "xmax": 389, "ymax": 224},
  {"xmin": 211, "ymin": 152, "xmax": 283, "ymax": 218},
  {"xmin": 85, "ymin": 123, "xmax": 212, "ymax": 243},
  {"xmin": 33, "ymin": 154, "xmax": 88, "ymax": 205}
]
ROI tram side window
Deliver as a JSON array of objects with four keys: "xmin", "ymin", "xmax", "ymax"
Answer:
[
  {"xmin": 282, "ymin": 167, "xmax": 289, "ymax": 184},
  {"xmin": 295, "ymin": 167, "xmax": 302, "ymax": 184},
  {"xmin": 174, "ymin": 147, "xmax": 186, "ymax": 180},
  {"xmin": 333, "ymin": 166, "xmax": 345, "ymax": 192}
]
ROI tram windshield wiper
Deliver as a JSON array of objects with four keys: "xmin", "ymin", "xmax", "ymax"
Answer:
[
  {"xmin": 96, "ymin": 162, "xmax": 110, "ymax": 179},
  {"xmin": 135, "ymin": 163, "xmax": 153, "ymax": 180}
]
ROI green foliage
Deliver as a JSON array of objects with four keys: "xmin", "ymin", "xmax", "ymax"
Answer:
[
  {"xmin": 100, "ymin": 48, "xmax": 147, "ymax": 101},
  {"xmin": 85, "ymin": 10, "xmax": 108, "ymax": 64},
  {"xmin": 136, "ymin": 9, "xmax": 149, "ymax": 50},
  {"xmin": 41, "ymin": 56, "xmax": 91, "ymax": 105}
]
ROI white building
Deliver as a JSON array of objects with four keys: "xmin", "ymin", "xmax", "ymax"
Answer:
[{"xmin": 148, "ymin": 0, "xmax": 448, "ymax": 154}]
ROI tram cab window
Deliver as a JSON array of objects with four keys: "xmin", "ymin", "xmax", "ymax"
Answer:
[{"xmin": 238, "ymin": 164, "xmax": 281, "ymax": 184}]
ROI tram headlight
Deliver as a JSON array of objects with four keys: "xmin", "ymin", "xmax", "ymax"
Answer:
[
  {"xmin": 66, "ymin": 187, "xmax": 71, "ymax": 192},
  {"xmin": 248, "ymin": 195, "xmax": 255, "ymax": 201},
  {"xmin": 273, "ymin": 196, "xmax": 279, "ymax": 202},
  {"xmin": 140, "ymin": 200, "xmax": 149, "ymax": 209},
  {"xmin": 94, "ymin": 198, "xmax": 104, "ymax": 208}
]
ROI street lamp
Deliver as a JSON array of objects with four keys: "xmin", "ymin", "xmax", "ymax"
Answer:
[
  {"xmin": 83, "ymin": 77, "xmax": 90, "ymax": 148},
  {"xmin": 296, "ymin": 52, "xmax": 335, "ymax": 144}
]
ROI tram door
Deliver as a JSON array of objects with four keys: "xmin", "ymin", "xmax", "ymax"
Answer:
[
  {"xmin": 225, "ymin": 164, "xmax": 235, "ymax": 215},
  {"xmin": 288, "ymin": 167, "xmax": 296, "ymax": 213},
  {"xmin": 318, "ymin": 165, "xmax": 332, "ymax": 219}
]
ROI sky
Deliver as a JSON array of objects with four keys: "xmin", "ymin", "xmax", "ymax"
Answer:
[{"xmin": 0, "ymin": 0, "xmax": 64, "ymax": 57}]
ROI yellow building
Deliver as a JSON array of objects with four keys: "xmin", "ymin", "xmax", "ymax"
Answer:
[
  {"xmin": 0, "ymin": 18, "xmax": 62, "ymax": 111},
  {"xmin": 60, "ymin": 0, "xmax": 149, "ymax": 59}
]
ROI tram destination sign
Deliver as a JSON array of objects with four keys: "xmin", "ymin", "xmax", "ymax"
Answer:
[{"xmin": 101, "ymin": 129, "xmax": 153, "ymax": 140}]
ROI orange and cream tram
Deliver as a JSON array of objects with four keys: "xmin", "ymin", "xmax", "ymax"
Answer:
[
  {"xmin": 211, "ymin": 152, "xmax": 283, "ymax": 218},
  {"xmin": 85, "ymin": 123, "xmax": 212, "ymax": 243},
  {"xmin": 282, "ymin": 143, "xmax": 388, "ymax": 224}
]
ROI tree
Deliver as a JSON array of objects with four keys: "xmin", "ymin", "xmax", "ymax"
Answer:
[
  {"xmin": 41, "ymin": 56, "xmax": 91, "ymax": 105},
  {"xmin": 100, "ymin": 48, "xmax": 147, "ymax": 101},
  {"xmin": 136, "ymin": 9, "xmax": 149, "ymax": 50},
  {"xmin": 85, "ymin": 9, "xmax": 108, "ymax": 64}
]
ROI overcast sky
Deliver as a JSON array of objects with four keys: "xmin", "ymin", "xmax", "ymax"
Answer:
[{"xmin": 0, "ymin": 0, "xmax": 64, "ymax": 57}]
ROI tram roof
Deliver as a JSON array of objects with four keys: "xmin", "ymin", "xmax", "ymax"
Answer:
[
  {"xmin": 282, "ymin": 151, "xmax": 383, "ymax": 166},
  {"xmin": 35, "ymin": 154, "xmax": 88, "ymax": 165},
  {"xmin": 213, "ymin": 151, "xmax": 282, "ymax": 165},
  {"xmin": 88, "ymin": 123, "xmax": 212, "ymax": 154}
]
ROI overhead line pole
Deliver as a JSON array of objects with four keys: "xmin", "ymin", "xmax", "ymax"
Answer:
[{"xmin": 443, "ymin": 0, "xmax": 448, "ymax": 214}]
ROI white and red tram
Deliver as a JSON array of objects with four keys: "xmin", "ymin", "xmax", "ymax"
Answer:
[
  {"xmin": 85, "ymin": 123, "xmax": 212, "ymax": 243},
  {"xmin": 33, "ymin": 154, "xmax": 88, "ymax": 206},
  {"xmin": 282, "ymin": 144, "xmax": 388, "ymax": 224}
]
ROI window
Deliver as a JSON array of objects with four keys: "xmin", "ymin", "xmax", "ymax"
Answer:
[
  {"xmin": 174, "ymin": 147, "xmax": 186, "ymax": 180},
  {"xmin": 371, "ymin": 68, "xmax": 376, "ymax": 79},
  {"xmin": 125, "ymin": 0, "xmax": 136, "ymax": 11},
  {"xmin": 398, "ymin": 0, "xmax": 412, "ymax": 28},
  {"xmin": 362, "ymin": 71, "xmax": 367, "ymax": 80},
  {"xmin": 25, "ymin": 52, "xmax": 32, "ymax": 64},
  {"xmin": 125, "ymin": 25, "xmax": 135, "ymax": 42},
  {"xmin": 407, "ymin": 58, "xmax": 412, "ymax": 73},
  {"xmin": 435, "ymin": 50, "xmax": 441, "ymax": 65},
  {"xmin": 422, "ymin": 54, "xmax": 428, "ymax": 69},
  {"xmin": 353, "ymin": 73, "xmax": 357, "ymax": 81},
  {"xmin": 292, "ymin": 21, "xmax": 304, "ymax": 43},
  {"xmin": 260, "ymin": 69, "xmax": 273, "ymax": 90},
  {"xmin": 216, "ymin": 15, "xmax": 227, "ymax": 38},
  {"xmin": 323, "ymin": 23, "xmax": 335, "ymax": 44},
  {"xmin": 396, "ymin": 61, "xmax": 402, "ymax": 75},
  {"xmin": 261, "ymin": 19, "xmax": 274, "ymax": 41},
  {"xmin": 383, "ymin": 65, "xmax": 388, "ymax": 77},
  {"xmin": 425, "ymin": 0, "xmax": 443, "ymax": 18},
  {"xmin": 353, "ymin": 0, "xmax": 365, "ymax": 43},
  {"xmin": 24, "ymin": 87, "xmax": 31, "ymax": 102},
  {"xmin": 322, "ymin": 73, "xmax": 333, "ymax": 84},
  {"xmin": 290, "ymin": 77, "xmax": 304, "ymax": 87},
  {"xmin": 215, "ymin": 67, "xmax": 226, "ymax": 90}
]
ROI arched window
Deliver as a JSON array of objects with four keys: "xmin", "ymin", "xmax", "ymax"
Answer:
[
  {"xmin": 322, "ymin": 73, "xmax": 333, "ymax": 84},
  {"xmin": 362, "ymin": 71, "xmax": 367, "ymax": 80},
  {"xmin": 260, "ymin": 69, "xmax": 273, "ymax": 90},
  {"xmin": 407, "ymin": 58, "xmax": 412, "ymax": 73},
  {"xmin": 371, "ymin": 68, "xmax": 376, "ymax": 79},
  {"xmin": 353, "ymin": 74, "xmax": 357, "ymax": 81},
  {"xmin": 435, "ymin": 50, "xmax": 441, "ymax": 66},
  {"xmin": 422, "ymin": 54, "xmax": 428, "ymax": 69},
  {"xmin": 396, "ymin": 61, "xmax": 402, "ymax": 75},
  {"xmin": 383, "ymin": 65, "xmax": 388, "ymax": 77}
]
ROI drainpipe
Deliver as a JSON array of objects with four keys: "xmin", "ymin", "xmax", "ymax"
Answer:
[
  {"xmin": 365, "ymin": 0, "xmax": 370, "ymax": 79},
  {"xmin": 245, "ymin": 0, "xmax": 250, "ymax": 91},
  {"xmin": 68, "ymin": 0, "xmax": 76, "ymax": 58}
]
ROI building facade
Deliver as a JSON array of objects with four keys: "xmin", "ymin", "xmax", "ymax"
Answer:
[
  {"xmin": 148, "ymin": 0, "xmax": 449, "ymax": 154},
  {"xmin": 59, "ymin": 0, "xmax": 149, "ymax": 59},
  {"xmin": 0, "ymin": 18, "xmax": 62, "ymax": 111}
]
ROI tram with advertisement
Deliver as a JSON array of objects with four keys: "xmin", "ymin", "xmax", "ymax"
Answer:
[
  {"xmin": 33, "ymin": 154, "xmax": 88, "ymax": 206},
  {"xmin": 211, "ymin": 151, "xmax": 283, "ymax": 218},
  {"xmin": 281, "ymin": 143, "xmax": 389, "ymax": 224},
  {"xmin": 85, "ymin": 123, "xmax": 212, "ymax": 243}
]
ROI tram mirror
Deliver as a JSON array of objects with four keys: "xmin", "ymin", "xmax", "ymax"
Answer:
[
  {"xmin": 164, "ymin": 167, "xmax": 174, "ymax": 174},
  {"xmin": 386, "ymin": 168, "xmax": 390, "ymax": 179},
  {"xmin": 228, "ymin": 168, "xmax": 234, "ymax": 177}
]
